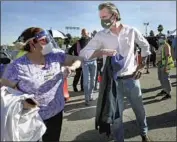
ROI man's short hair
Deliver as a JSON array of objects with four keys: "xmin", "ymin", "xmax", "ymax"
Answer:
[{"xmin": 98, "ymin": 2, "xmax": 121, "ymax": 21}]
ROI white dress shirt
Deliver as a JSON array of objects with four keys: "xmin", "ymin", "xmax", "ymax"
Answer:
[{"xmin": 79, "ymin": 24, "xmax": 151, "ymax": 76}]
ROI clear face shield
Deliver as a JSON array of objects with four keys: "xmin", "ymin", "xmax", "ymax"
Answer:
[
  {"xmin": 15, "ymin": 30, "xmax": 60, "ymax": 55},
  {"xmin": 35, "ymin": 30, "xmax": 61, "ymax": 55}
]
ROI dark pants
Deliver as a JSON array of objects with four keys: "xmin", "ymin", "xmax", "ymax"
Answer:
[
  {"xmin": 42, "ymin": 111, "xmax": 63, "ymax": 142},
  {"xmin": 146, "ymin": 52, "xmax": 156, "ymax": 71},
  {"xmin": 151, "ymin": 51, "xmax": 156, "ymax": 66},
  {"xmin": 73, "ymin": 68, "xmax": 83, "ymax": 90},
  {"xmin": 146, "ymin": 55, "xmax": 150, "ymax": 71}
]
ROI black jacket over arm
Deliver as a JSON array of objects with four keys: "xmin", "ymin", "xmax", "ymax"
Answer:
[{"xmin": 95, "ymin": 56, "xmax": 120, "ymax": 137}]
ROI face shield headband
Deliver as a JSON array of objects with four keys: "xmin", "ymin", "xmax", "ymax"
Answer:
[{"xmin": 14, "ymin": 30, "xmax": 59, "ymax": 50}]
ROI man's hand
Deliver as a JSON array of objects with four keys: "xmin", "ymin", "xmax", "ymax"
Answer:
[
  {"xmin": 133, "ymin": 64, "xmax": 145, "ymax": 79},
  {"xmin": 101, "ymin": 49, "xmax": 117, "ymax": 56},
  {"xmin": 133, "ymin": 56, "xmax": 148, "ymax": 79}
]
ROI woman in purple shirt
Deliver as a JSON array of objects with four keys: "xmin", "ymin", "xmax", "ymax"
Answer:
[{"xmin": 1, "ymin": 27, "xmax": 82, "ymax": 142}]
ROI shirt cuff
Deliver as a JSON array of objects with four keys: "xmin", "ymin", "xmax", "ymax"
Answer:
[
  {"xmin": 79, "ymin": 50, "xmax": 95, "ymax": 61},
  {"xmin": 141, "ymin": 51, "xmax": 151, "ymax": 57}
]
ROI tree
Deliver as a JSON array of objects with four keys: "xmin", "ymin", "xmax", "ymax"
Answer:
[
  {"xmin": 149, "ymin": 30, "xmax": 155, "ymax": 36},
  {"xmin": 55, "ymin": 38, "xmax": 64, "ymax": 48},
  {"xmin": 157, "ymin": 24, "xmax": 164, "ymax": 34},
  {"xmin": 70, "ymin": 37, "xmax": 80, "ymax": 45}
]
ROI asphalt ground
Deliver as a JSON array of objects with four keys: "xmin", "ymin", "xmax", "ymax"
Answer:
[{"xmin": 60, "ymin": 67, "xmax": 176, "ymax": 142}]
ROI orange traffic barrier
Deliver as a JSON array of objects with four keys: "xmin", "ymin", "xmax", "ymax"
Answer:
[{"xmin": 63, "ymin": 79, "xmax": 70, "ymax": 101}]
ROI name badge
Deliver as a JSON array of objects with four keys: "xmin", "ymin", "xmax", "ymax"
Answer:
[{"xmin": 44, "ymin": 72, "xmax": 55, "ymax": 81}]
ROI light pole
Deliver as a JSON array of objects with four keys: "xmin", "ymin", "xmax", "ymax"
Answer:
[{"xmin": 143, "ymin": 22, "xmax": 149, "ymax": 37}]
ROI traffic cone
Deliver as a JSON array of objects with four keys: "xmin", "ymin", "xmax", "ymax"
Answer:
[
  {"xmin": 63, "ymin": 79, "xmax": 70, "ymax": 101},
  {"xmin": 138, "ymin": 54, "xmax": 142, "ymax": 65},
  {"xmin": 98, "ymin": 74, "xmax": 102, "ymax": 82}
]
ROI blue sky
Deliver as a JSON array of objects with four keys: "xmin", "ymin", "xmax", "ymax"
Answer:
[{"xmin": 1, "ymin": 1, "xmax": 176, "ymax": 45}]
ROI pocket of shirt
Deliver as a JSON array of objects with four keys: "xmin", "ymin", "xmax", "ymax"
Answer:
[{"xmin": 119, "ymin": 38, "xmax": 131, "ymax": 55}]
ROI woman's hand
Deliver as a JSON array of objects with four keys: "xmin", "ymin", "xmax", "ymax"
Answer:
[
  {"xmin": 61, "ymin": 66, "xmax": 76, "ymax": 78},
  {"xmin": 63, "ymin": 55, "xmax": 83, "ymax": 69}
]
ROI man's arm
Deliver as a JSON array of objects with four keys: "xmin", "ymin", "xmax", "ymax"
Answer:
[
  {"xmin": 134, "ymin": 27, "xmax": 151, "ymax": 66},
  {"xmin": 79, "ymin": 32, "xmax": 117, "ymax": 60},
  {"xmin": 79, "ymin": 33, "xmax": 102, "ymax": 60}
]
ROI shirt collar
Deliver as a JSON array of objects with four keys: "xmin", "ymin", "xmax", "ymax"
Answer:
[{"xmin": 104, "ymin": 22, "xmax": 125, "ymax": 34}]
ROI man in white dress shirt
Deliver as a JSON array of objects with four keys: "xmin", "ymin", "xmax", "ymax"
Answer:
[{"xmin": 79, "ymin": 2, "xmax": 151, "ymax": 142}]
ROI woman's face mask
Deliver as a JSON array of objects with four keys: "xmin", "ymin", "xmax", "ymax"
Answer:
[
  {"xmin": 41, "ymin": 42, "xmax": 53, "ymax": 55},
  {"xmin": 101, "ymin": 14, "xmax": 115, "ymax": 29}
]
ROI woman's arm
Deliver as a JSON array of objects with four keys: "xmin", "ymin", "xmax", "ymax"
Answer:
[
  {"xmin": 0, "ymin": 78, "xmax": 38, "ymax": 108},
  {"xmin": 0, "ymin": 78, "xmax": 17, "ymax": 88},
  {"xmin": 1, "ymin": 63, "xmax": 19, "ymax": 88},
  {"xmin": 62, "ymin": 55, "xmax": 83, "ymax": 70}
]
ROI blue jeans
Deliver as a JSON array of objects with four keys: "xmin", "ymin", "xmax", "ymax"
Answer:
[
  {"xmin": 112, "ymin": 78, "xmax": 148, "ymax": 142},
  {"xmin": 82, "ymin": 60, "xmax": 97, "ymax": 102}
]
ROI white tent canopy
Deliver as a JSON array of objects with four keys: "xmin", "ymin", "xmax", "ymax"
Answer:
[
  {"xmin": 48, "ymin": 30, "xmax": 66, "ymax": 39},
  {"xmin": 168, "ymin": 29, "xmax": 176, "ymax": 36}
]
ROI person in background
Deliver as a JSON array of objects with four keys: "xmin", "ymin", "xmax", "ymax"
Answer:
[
  {"xmin": 94, "ymin": 57, "xmax": 103, "ymax": 90},
  {"xmin": 145, "ymin": 44, "xmax": 156, "ymax": 74},
  {"xmin": 15, "ymin": 50, "xmax": 27, "ymax": 59},
  {"xmin": 79, "ymin": 29, "xmax": 97, "ymax": 105},
  {"xmin": 156, "ymin": 36, "xmax": 174, "ymax": 100},
  {"xmin": 67, "ymin": 29, "xmax": 91, "ymax": 92},
  {"xmin": 79, "ymin": 2, "xmax": 151, "ymax": 141},
  {"xmin": 0, "ymin": 52, "xmax": 11, "ymax": 77},
  {"xmin": 0, "ymin": 47, "xmax": 11, "ymax": 77},
  {"xmin": 1, "ymin": 27, "xmax": 82, "ymax": 142},
  {"xmin": 91, "ymin": 30, "xmax": 103, "ymax": 90},
  {"xmin": 150, "ymin": 44, "xmax": 157, "ymax": 67},
  {"xmin": 172, "ymin": 35, "xmax": 176, "ymax": 63}
]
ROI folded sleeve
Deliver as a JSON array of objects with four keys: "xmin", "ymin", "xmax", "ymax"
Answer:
[
  {"xmin": 133, "ymin": 27, "xmax": 151, "ymax": 57},
  {"xmin": 79, "ymin": 33, "xmax": 102, "ymax": 60}
]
